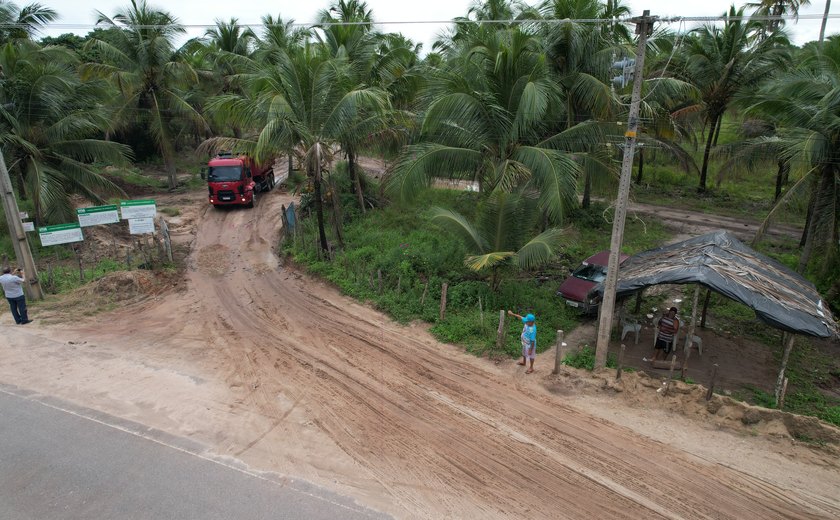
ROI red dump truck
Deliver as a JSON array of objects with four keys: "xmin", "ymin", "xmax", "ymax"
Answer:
[{"xmin": 202, "ymin": 153, "xmax": 276, "ymax": 208}]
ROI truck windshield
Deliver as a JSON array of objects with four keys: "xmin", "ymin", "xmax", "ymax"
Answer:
[
  {"xmin": 207, "ymin": 166, "xmax": 242, "ymax": 182},
  {"xmin": 573, "ymin": 264, "xmax": 607, "ymax": 283}
]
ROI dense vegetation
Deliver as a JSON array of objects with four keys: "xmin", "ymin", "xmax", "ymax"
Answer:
[{"xmin": 0, "ymin": 0, "xmax": 838, "ymax": 418}]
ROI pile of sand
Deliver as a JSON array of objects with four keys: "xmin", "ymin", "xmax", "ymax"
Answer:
[{"xmin": 550, "ymin": 366, "xmax": 840, "ymax": 451}]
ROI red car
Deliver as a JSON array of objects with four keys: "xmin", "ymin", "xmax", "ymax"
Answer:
[{"xmin": 558, "ymin": 250, "xmax": 629, "ymax": 314}]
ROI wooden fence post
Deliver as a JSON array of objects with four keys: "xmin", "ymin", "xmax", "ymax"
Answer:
[
  {"xmin": 396, "ymin": 275, "xmax": 402, "ymax": 295},
  {"xmin": 681, "ymin": 346, "xmax": 692, "ymax": 379},
  {"xmin": 420, "ymin": 281, "xmax": 429, "ymax": 307},
  {"xmin": 378, "ymin": 269, "xmax": 383, "ymax": 294},
  {"xmin": 616, "ymin": 344, "xmax": 626, "ymax": 380},
  {"xmin": 553, "ymin": 330, "xmax": 565, "ymax": 374},
  {"xmin": 439, "ymin": 282, "xmax": 448, "ymax": 321},
  {"xmin": 75, "ymin": 246, "xmax": 84, "ymax": 282},
  {"xmin": 706, "ymin": 363, "xmax": 719, "ymax": 401},
  {"xmin": 778, "ymin": 377, "xmax": 789, "ymax": 409},
  {"xmin": 663, "ymin": 354, "xmax": 677, "ymax": 396},
  {"xmin": 479, "ymin": 296, "xmax": 484, "ymax": 331},
  {"xmin": 495, "ymin": 310, "xmax": 506, "ymax": 351},
  {"xmin": 775, "ymin": 334, "xmax": 796, "ymax": 407}
]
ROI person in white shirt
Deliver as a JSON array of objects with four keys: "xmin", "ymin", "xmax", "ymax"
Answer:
[{"xmin": 0, "ymin": 266, "xmax": 31, "ymax": 325}]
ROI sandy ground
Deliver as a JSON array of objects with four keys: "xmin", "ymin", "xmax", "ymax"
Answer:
[{"xmin": 2, "ymin": 181, "xmax": 840, "ymax": 518}]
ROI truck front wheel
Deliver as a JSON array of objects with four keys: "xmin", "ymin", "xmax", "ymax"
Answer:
[{"xmin": 246, "ymin": 191, "xmax": 256, "ymax": 208}]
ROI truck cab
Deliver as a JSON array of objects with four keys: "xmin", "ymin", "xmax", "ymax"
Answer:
[{"xmin": 204, "ymin": 153, "xmax": 263, "ymax": 208}]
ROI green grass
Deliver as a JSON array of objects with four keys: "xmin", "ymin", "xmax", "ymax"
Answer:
[
  {"xmin": 40, "ymin": 258, "xmax": 126, "ymax": 294},
  {"xmin": 563, "ymin": 345, "xmax": 618, "ymax": 370},
  {"xmin": 285, "ymin": 186, "xmax": 670, "ymax": 358}
]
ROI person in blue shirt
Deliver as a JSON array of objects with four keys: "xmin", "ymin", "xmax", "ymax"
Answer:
[{"xmin": 508, "ymin": 310, "xmax": 536, "ymax": 374}]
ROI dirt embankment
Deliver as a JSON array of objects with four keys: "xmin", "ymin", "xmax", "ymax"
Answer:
[{"xmin": 2, "ymin": 181, "xmax": 839, "ymax": 519}]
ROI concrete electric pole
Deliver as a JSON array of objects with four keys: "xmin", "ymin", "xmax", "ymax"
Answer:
[
  {"xmin": 0, "ymin": 149, "xmax": 44, "ymax": 300},
  {"xmin": 594, "ymin": 10, "xmax": 656, "ymax": 369}
]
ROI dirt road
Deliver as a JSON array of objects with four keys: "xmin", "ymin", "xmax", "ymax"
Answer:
[{"xmin": 2, "ymin": 188, "xmax": 838, "ymax": 519}]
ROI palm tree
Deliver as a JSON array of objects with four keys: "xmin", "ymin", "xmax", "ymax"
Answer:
[
  {"xmin": 389, "ymin": 26, "xmax": 594, "ymax": 223},
  {"xmin": 202, "ymin": 47, "xmax": 389, "ymax": 254},
  {"xmin": 82, "ymin": 0, "xmax": 207, "ymax": 189},
  {"xmin": 0, "ymin": 42, "xmax": 129, "ymax": 222},
  {"xmin": 0, "ymin": 1, "xmax": 56, "ymax": 43},
  {"xmin": 672, "ymin": 6, "xmax": 790, "ymax": 192},
  {"xmin": 204, "ymin": 18, "xmax": 256, "ymax": 57},
  {"xmin": 747, "ymin": 0, "xmax": 811, "ymax": 35},
  {"xmin": 748, "ymin": 36, "xmax": 840, "ymax": 274},
  {"xmin": 430, "ymin": 191, "xmax": 564, "ymax": 290}
]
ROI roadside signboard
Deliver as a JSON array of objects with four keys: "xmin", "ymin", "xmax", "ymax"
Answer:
[
  {"xmin": 120, "ymin": 199, "xmax": 157, "ymax": 219},
  {"xmin": 77, "ymin": 205, "xmax": 120, "ymax": 227},
  {"xmin": 22, "ymin": 221, "xmax": 35, "ymax": 232},
  {"xmin": 19, "ymin": 211, "xmax": 28, "ymax": 219},
  {"xmin": 128, "ymin": 217, "xmax": 155, "ymax": 235},
  {"xmin": 39, "ymin": 223, "xmax": 84, "ymax": 246}
]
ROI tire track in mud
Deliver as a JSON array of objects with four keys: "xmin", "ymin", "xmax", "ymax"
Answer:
[{"xmin": 62, "ymin": 188, "xmax": 840, "ymax": 519}]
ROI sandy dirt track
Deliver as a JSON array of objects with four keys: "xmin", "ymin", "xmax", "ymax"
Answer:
[{"xmin": 2, "ymin": 187, "xmax": 839, "ymax": 519}]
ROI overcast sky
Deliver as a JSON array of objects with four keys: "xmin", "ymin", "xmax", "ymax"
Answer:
[{"xmin": 40, "ymin": 0, "xmax": 837, "ymax": 49}]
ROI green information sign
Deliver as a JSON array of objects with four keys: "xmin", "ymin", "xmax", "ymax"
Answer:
[
  {"xmin": 77, "ymin": 204, "xmax": 120, "ymax": 227},
  {"xmin": 120, "ymin": 199, "xmax": 157, "ymax": 219},
  {"xmin": 39, "ymin": 223, "xmax": 84, "ymax": 246}
]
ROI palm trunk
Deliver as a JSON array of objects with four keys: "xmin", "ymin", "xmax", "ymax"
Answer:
[
  {"xmin": 582, "ymin": 168, "xmax": 592, "ymax": 209},
  {"xmin": 635, "ymin": 147, "xmax": 644, "ymax": 184},
  {"xmin": 798, "ymin": 166, "xmax": 833, "ymax": 272},
  {"xmin": 164, "ymin": 152, "xmax": 177, "ymax": 190},
  {"xmin": 712, "ymin": 113, "xmax": 723, "ymax": 147},
  {"xmin": 312, "ymin": 145, "xmax": 329, "ymax": 255},
  {"xmin": 348, "ymin": 149, "xmax": 366, "ymax": 214},
  {"xmin": 329, "ymin": 174, "xmax": 345, "ymax": 249},
  {"xmin": 774, "ymin": 160, "xmax": 789, "ymax": 201},
  {"xmin": 800, "ymin": 179, "xmax": 817, "ymax": 247},
  {"xmin": 699, "ymin": 114, "xmax": 719, "ymax": 192}
]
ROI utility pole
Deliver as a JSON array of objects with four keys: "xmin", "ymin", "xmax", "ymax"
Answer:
[
  {"xmin": 594, "ymin": 10, "xmax": 655, "ymax": 369},
  {"xmin": 0, "ymin": 148, "xmax": 44, "ymax": 300}
]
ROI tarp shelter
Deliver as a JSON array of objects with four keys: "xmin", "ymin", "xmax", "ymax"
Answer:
[{"xmin": 590, "ymin": 231, "xmax": 839, "ymax": 339}]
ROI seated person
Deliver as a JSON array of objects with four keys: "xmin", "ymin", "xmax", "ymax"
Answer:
[{"xmin": 652, "ymin": 307, "xmax": 679, "ymax": 361}]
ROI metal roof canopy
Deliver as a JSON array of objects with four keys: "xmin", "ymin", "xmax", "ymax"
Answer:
[{"xmin": 590, "ymin": 230, "xmax": 839, "ymax": 339}]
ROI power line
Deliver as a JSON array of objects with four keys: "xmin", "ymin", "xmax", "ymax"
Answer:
[{"xmin": 3, "ymin": 13, "xmax": 840, "ymax": 31}]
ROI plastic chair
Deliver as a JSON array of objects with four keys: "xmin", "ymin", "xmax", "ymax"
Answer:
[{"xmin": 621, "ymin": 321, "xmax": 641, "ymax": 344}]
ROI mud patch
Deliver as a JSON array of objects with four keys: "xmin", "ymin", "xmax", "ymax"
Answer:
[{"xmin": 196, "ymin": 245, "xmax": 232, "ymax": 275}]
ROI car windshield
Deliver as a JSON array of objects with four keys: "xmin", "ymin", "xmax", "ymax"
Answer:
[
  {"xmin": 207, "ymin": 166, "xmax": 242, "ymax": 182},
  {"xmin": 573, "ymin": 263, "xmax": 607, "ymax": 283}
]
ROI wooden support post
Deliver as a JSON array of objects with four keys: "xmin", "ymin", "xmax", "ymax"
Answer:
[
  {"xmin": 439, "ymin": 282, "xmax": 448, "ymax": 321},
  {"xmin": 76, "ymin": 247, "xmax": 84, "ymax": 282},
  {"xmin": 396, "ymin": 275, "xmax": 402, "ymax": 295},
  {"xmin": 633, "ymin": 290, "xmax": 644, "ymax": 314},
  {"xmin": 775, "ymin": 334, "xmax": 796, "ymax": 407},
  {"xmin": 495, "ymin": 310, "xmax": 506, "ymax": 351},
  {"xmin": 680, "ymin": 346, "xmax": 691, "ymax": 379},
  {"xmin": 706, "ymin": 364, "xmax": 719, "ymax": 401},
  {"xmin": 700, "ymin": 289, "xmax": 712, "ymax": 328},
  {"xmin": 552, "ymin": 330, "xmax": 565, "ymax": 374},
  {"xmin": 368, "ymin": 271, "xmax": 373, "ymax": 289},
  {"xmin": 778, "ymin": 377, "xmax": 789, "ymax": 409},
  {"xmin": 478, "ymin": 296, "xmax": 484, "ymax": 330},
  {"xmin": 663, "ymin": 354, "xmax": 677, "ymax": 396},
  {"xmin": 616, "ymin": 344, "xmax": 626, "ymax": 380},
  {"xmin": 377, "ymin": 269, "xmax": 383, "ymax": 294},
  {"xmin": 420, "ymin": 282, "xmax": 428, "ymax": 307}
]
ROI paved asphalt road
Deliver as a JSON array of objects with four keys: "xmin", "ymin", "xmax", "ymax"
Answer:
[{"xmin": 0, "ymin": 386, "xmax": 389, "ymax": 520}]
